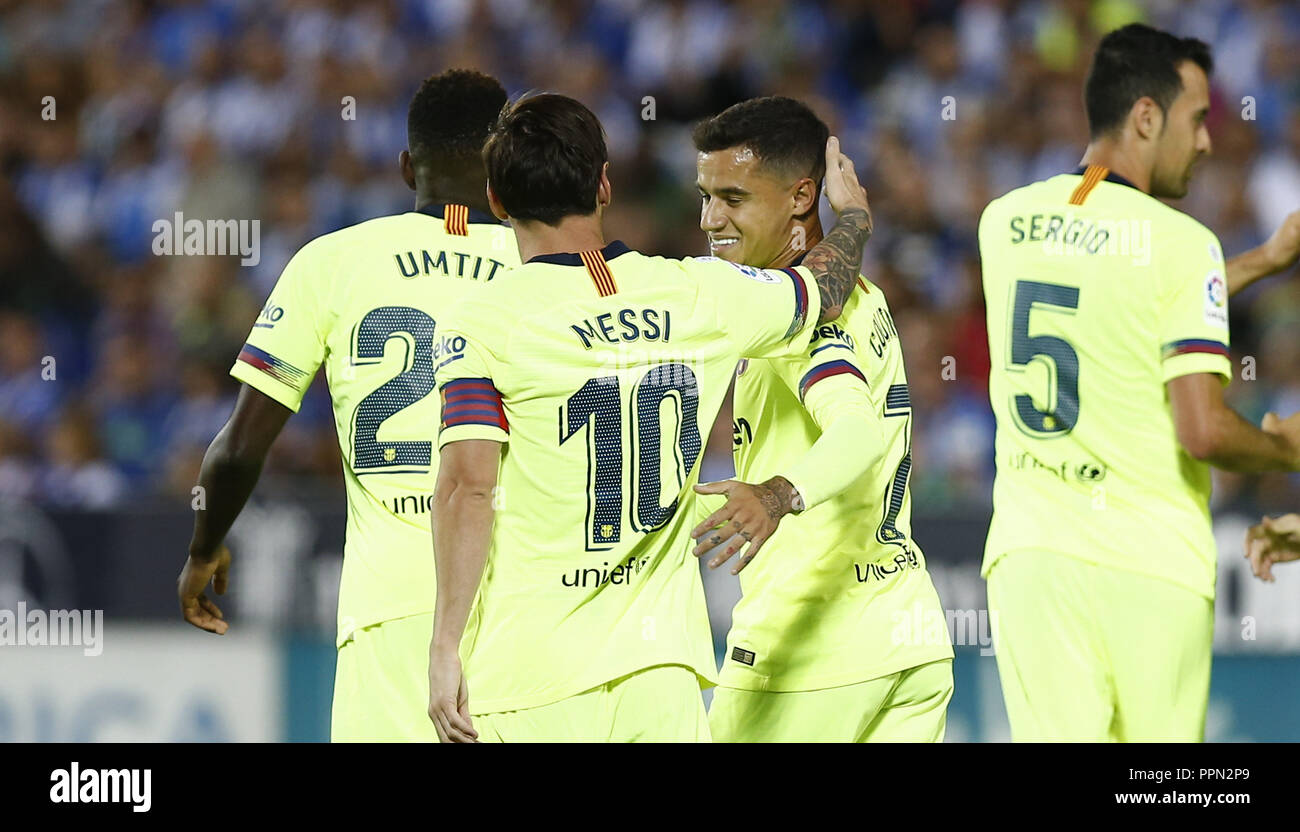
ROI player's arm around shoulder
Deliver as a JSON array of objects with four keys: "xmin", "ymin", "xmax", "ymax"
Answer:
[{"xmin": 691, "ymin": 304, "xmax": 885, "ymax": 575}]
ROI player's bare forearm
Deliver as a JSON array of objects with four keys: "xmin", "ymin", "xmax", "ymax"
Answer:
[
  {"xmin": 1169, "ymin": 374, "xmax": 1300, "ymax": 472},
  {"xmin": 187, "ymin": 386, "xmax": 291, "ymax": 561},
  {"xmin": 431, "ymin": 441, "xmax": 500, "ymax": 655},
  {"xmin": 1226, "ymin": 210, "xmax": 1300, "ymax": 296},
  {"xmin": 188, "ymin": 431, "xmax": 264, "ymax": 561},
  {"xmin": 1226, "ymin": 247, "xmax": 1271, "ymax": 296},
  {"xmin": 805, "ymin": 207, "xmax": 871, "ymax": 323}
]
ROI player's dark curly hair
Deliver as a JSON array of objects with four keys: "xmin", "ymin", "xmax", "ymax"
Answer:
[
  {"xmin": 483, "ymin": 93, "xmax": 608, "ymax": 226},
  {"xmin": 407, "ymin": 69, "xmax": 508, "ymax": 170},
  {"xmin": 692, "ymin": 97, "xmax": 830, "ymax": 199},
  {"xmin": 1085, "ymin": 24, "xmax": 1213, "ymax": 139}
]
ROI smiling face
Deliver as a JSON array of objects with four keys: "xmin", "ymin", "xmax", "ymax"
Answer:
[
  {"xmin": 1148, "ymin": 59, "xmax": 1213, "ymax": 199},
  {"xmin": 696, "ymin": 145, "xmax": 811, "ymax": 268}
]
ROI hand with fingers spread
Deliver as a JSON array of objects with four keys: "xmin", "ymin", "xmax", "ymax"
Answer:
[
  {"xmin": 691, "ymin": 476, "xmax": 800, "ymax": 574},
  {"xmin": 428, "ymin": 648, "xmax": 478, "ymax": 743},
  {"xmin": 177, "ymin": 545, "xmax": 232, "ymax": 634},
  {"xmin": 1245, "ymin": 513, "xmax": 1300, "ymax": 582}
]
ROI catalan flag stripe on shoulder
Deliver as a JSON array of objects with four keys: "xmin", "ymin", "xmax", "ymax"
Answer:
[
  {"xmin": 441, "ymin": 378, "xmax": 508, "ymax": 432},
  {"xmin": 1162, "ymin": 338, "xmax": 1230, "ymax": 360},
  {"xmin": 1069, "ymin": 165, "xmax": 1108, "ymax": 206},
  {"xmin": 798, "ymin": 359, "xmax": 866, "ymax": 401},
  {"xmin": 237, "ymin": 343, "xmax": 309, "ymax": 387},
  {"xmin": 580, "ymin": 250, "xmax": 618, "ymax": 297},
  {"xmin": 445, "ymin": 204, "xmax": 469, "ymax": 236}
]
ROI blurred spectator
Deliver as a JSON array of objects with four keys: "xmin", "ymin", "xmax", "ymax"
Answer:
[
  {"xmin": 0, "ymin": 310, "xmax": 61, "ymax": 436},
  {"xmin": 0, "ymin": 0, "xmax": 1294, "ymax": 514},
  {"xmin": 41, "ymin": 403, "xmax": 128, "ymax": 509}
]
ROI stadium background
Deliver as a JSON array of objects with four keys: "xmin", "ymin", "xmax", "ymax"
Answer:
[{"xmin": 2, "ymin": 0, "xmax": 1299, "ymax": 742}]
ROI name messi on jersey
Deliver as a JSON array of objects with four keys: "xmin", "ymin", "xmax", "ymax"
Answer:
[
  {"xmin": 393, "ymin": 248, "xmax": 507, "ymax": 281},
  {"xmin": 571, "ymin": 308, "xmax": 671, "ymax": 350}
]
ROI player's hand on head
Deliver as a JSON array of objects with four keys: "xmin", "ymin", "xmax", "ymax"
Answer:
[
  {"xmin": 690, "ymin": 479, "xmax": 792, "ymax": 574},
  {"xmin": 823, "ymin": 136, "xmax": 871, "ymax": 221},
  {"xmin": 1263, "ymin": 209, "xmax": 1300, "ymax": 274},
  {"xmin": 1245, "ymin": 513, "xmax": 1300, "ymax": 582},
  {"xmin": 177, "ymin": 545, "xmax": 232, "ymax": 635},
  {"xmin": 428, "ymin": 651, "xmax": 477, "ymax": 743}
]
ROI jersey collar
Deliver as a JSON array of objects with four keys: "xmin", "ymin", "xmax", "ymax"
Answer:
[
  {"xmin": 417, "ymin": 202, "xmax": 501, "ymax": 226},
  {"xmin": 526, "ymin": 240, "xmax": 632, "ymax": 265},
  {"xmin": 1071, "ymin": 166, "xmax": 1139, "ymax": 192}
]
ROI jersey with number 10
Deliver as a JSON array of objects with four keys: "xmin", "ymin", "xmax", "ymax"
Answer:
[
  {"xmin": 435, "ymin": 242, "xmax": 821, "ymax": 715},
  {"xmin": 980, "ymin": 166, "xmax": 1232, "ymax": 600},
  {"xmin": 230, "ymin": 204, "xmax": 517, "ymax": 646}
]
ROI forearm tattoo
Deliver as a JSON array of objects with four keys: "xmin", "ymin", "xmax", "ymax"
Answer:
[{"xmin": 803, "ymin": 206, "xmax": 872, "ymax": 323}]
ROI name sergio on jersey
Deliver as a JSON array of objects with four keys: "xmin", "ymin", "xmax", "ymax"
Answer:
[
  {"xmin": 1007, "ymin": 212, "xmax": 1111, "ymax": 255},
  {"xmin": 394, "ymin": 248, "xmax": 507, "ymax": 282},
  {"xmin": 571, "ymin": 308, "xmax": 672, "ymax": 350}
]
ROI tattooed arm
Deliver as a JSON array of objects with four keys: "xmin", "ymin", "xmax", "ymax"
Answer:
[{"xmin": 803, "ymin": 137, "xmax": 873, "ymax": 323}]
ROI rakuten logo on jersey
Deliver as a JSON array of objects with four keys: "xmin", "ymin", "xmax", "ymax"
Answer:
[{"xmin": 811, "ymin": 322, "xmax": 855, "ymax": 350}]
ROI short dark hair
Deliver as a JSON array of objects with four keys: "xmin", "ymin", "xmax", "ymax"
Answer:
[
  {"xmin": 407, "ymin": 69, "xmax": 507, "ymax": 170},
  {"xmin": 1085, "ymin": 24, "xmax": 1213, "ymax": 139},
  {"xmin": 482, "ymin": 94, "xmax": 608, "ymax": 225},
  {"xmin": 692, "ymin": 97, "xmax": 830, "ymax": 193}
]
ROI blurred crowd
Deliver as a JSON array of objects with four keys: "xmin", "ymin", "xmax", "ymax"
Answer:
[{"xmin": 0, "ymin": 0, "xmax": 1298, "ymax": 512}]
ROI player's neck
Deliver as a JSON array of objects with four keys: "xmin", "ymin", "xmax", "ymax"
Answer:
[
  {"xmin": 414, "ymin": 189, "xmax": 493, "ymax": 217},
  {"xmin": 1079, "ymin": 141, "xmax": 1152, "ymax": 194},
  {"xmin": 512, "ymin": 214, "xmax": 607, "ymax": 263},
  {"xmin": 765, "ymin": 217, "xmax": 824, "ymax": 270}
]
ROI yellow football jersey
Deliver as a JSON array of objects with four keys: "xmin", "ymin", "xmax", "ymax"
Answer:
[
  {"xmin": 435, "ymin": 242, "xmax": 822, "ymax": 714},
  {"xmin": 723, "ymin": 276, "xmax": 953, "ymax": 691},
  {"xmin": 230, "ymin": 204, "xmax": 517, "ymax": 646},
  {"xmin": 980, "ymin": 166, "xmax": 1232, "ymax": 600}
]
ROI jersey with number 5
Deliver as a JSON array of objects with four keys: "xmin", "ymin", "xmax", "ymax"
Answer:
[
  {"xmin": 435, "ymin": 242, "xmax": 821, "ymax": 714},
  {"xmin": 980, "ymin": 167, "xmax": 1232, "ymax": 600},
  {"xmin": 230, "ymin": 204, "xmax": 518, "ymax": 646}
]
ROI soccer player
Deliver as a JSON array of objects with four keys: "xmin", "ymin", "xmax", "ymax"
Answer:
[
  {"xmin": 426, "ymin": 94, "xmax": 874, "ymax": 743},
  {"xmin": 176, "ymin": 69, "xmax": 516, "ymax": 742},
  {"xmin": 979, "ymin": 24, "xmax": 1300, "ymax": 741},
  {"xmin": 688, "ymin": 97, "xmax": 953, "ymax": 742}
]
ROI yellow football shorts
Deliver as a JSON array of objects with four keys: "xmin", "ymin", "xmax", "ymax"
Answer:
[
  {"xmin": 473, "ymin": 664, "xmax": 711, "ymax": 743},
  {"xmin": 331, "ymin": 612, "xmax": 437, "ymax": 742},
  {"xmin": 986, "ymin": 549, "xmax": 1213, "ymax": 742},
  {"xmin": 708, "ymin": 659, "xmax": 953, "ymax": 742}
]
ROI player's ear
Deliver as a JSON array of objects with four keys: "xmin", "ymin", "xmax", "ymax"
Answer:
[
  {"xmin": 1132, "ymin": 96, "xmax": 1162, "ymax": 142},
  {"xmin": 486, "ymin": 183, "xmax": 509, "ymax": 221},
  {"xmin": 791, "ymin": 176, "xmax": 817, "ymax": 216},
  {"xmin": 596, "ymin": 161, "xmax": 612, "ymax": 210},
  {"xmin": 399, "ymin": 150, "xmax": 416, "ymax": 191}
]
